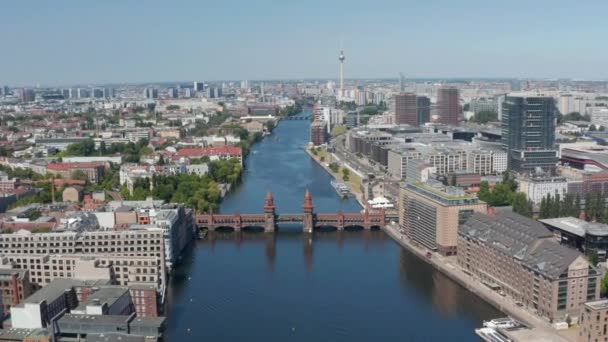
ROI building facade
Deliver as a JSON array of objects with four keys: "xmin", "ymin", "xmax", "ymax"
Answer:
[
  {"xmin": 458, "ymin": 212, "xmax": 600, "ymax": 322},
  {"xmin": 394, "ymin": 93, "xmax": 418, "ymax": 126},
  {"xmin": 399, "ymin": 182, "xmax": 487, "ymax": 255},
  {"xmin": 437, "ymin": 87, "xmax": 461, "ymax": 125},
  {"xmin": 501, "ymin": 95, "xmax": 558, "ymax": 173}
]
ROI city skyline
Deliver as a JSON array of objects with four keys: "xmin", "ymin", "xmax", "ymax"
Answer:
[{"xmin": 2, "ymin": 0, "xmax": 608, "ymax": 85}]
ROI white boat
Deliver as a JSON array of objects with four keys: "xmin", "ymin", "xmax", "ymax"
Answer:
[
  {"xmin": 475, "ymin": 328, "xmax": 512, "ymax": 342},
  {"xmin": 331, "ymin": 180, "xmax": 350, "ymax": 198},
  {"xmin": 483, "ymin": 317, "xmax": 519, "ymax": 330},
  {"xmin": 367, "ymin": 196, "xmax": 394, "ymax": 209}
]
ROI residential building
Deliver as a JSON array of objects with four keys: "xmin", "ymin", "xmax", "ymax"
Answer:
[
  {"xmin": 458, "ymin": 212, "xmax": 600, "ymax": 322},
  {"xmin": 0, "ymin": 268, "xmax": 33, "ymax": 314},
  {"xmin": 518, "ymin": 176, "xmax": 568, "ymax": 205},
  {"xmin": 501, "ymin": 95, "xmax": 558, "ymax": 173},
  {"xmin": 580, "ymin": 300, "xmax": 608, "ymax": 342},
  {"xmin": 399, "ymin": 181, "xmax": 487, "ymax": 255},
  {"xmin": 437, "ymin": 87, "xmax": 461, "ymax": 125},
  {"xmin": 469, "ymin": 98, "xmax": 498, "ymax": 115},
  {"xmin": 46, "ymin": 162, "xmax": 105, "ymax": 184},
  {"xmin": 11, "ymin": 278, "xmax": 79, "ymax": 329},
  {"xmin": 176, "ymin": 146, "xmax": 242, "ymax": 164},
  {"xmin": 310, "ymin": 120, "xmax": 327, "ymax": 146}
]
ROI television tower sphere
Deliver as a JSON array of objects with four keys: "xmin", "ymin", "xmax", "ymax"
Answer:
[{"xmin": 339, "ymin": 50, "xmax": 345, "ymax": 62}]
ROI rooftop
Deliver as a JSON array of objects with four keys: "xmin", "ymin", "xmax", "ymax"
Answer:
[
  {"xmin": 585, "ymin": 299, "xmax": 608, "ymax": 311},
  {"xmin": 540, "ymin": 217, "xmax": 608, "ymax": 237},
  {"xmin": 461, "ymin": 212, "xmax": 585, "ymax": 279},
  {"xmin": 85, "ymin": 334, "xmax": 145, "ymax": 342}
]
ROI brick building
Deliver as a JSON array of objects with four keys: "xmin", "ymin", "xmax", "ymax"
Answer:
[{"xmin": 46, "ymin": 162, "xmax": 105, "ymax": 184}]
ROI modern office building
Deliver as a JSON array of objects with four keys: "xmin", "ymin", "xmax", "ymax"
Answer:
[
  {"xmin": 394, "ymin": 93, "xmax": 418, "ymax": 125},
  {"xmin": 399, "ymin": 181, "xmax": 487, "ymax": 255},
  {"xmin": 458, "ymin": 212, "xmax": 600, "ymax": 322},
  {"xmin": 144, "ymin": 88, "xmax": 158, "ymax": 99},
  {"xmin": 417, "ymin": 96, "xmax": 431, "ymax": 125},
  {"xmin": 540, "ymin": 217, "xmax": 608, "ymax": 261},
  {"xmin": 501, "ymin": 95, "xmax": 558, "ymax": 173},
  {"xmin": 437, "ymin": 87, "xmax": 461, "ymax": 125}
]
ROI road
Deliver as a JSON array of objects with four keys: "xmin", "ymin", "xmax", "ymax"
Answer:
[{"xmin": 329, "ymin": 134, "xmax": 401, "ymax": 201}]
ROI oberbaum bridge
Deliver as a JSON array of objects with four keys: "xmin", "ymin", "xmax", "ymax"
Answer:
[{"xmin": 196, "ymin": 191, "xmax": 386, "ymax": 233}]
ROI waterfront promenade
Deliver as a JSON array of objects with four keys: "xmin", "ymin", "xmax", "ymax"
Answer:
[{"xmin": 382, "ymin": 224, "xmax": 574, "ymax": 342}]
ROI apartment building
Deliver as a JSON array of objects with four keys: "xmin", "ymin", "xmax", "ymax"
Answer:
[
  {"xmin": 0, "ymin": 268, "xmax": 33, "ymax": 314},
  {"xmin": 46, "ymin": 162, "xmax": 105, "ymax": 184},
  {"xmin": 467, "ymin": 150, "xmax": 493, "ymax": 175},
  {"xmin": 0, "ymin": 229, "xmax": 164, "ymax": 258},
  {"xmin": 458, "ymin": 212, "xmax": 600, "ymax": 322},
  {"xmin": 580, "ymin": 300, "xmax": 608, "ymax": 342},
  {"xmin": 399, "ymin": 181, "xmax": 487, "ymax": 256},
  {"xmin": 518, "ymin": 176, "xmax": 569, "ymax": 205}
]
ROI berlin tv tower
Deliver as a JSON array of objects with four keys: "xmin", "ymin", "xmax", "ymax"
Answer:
[{"xmin": 339, "ymin": 49, "xmax": 345, "ymax": 98}]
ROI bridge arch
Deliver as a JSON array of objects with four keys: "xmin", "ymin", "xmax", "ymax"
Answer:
[
  {"xmin": 344, "ymin": 225, "xmax": 365, "ymax": 231},
  {"xmin": 242, "ymin": 226, "xmax": 266, "ymax": 233},
  {"xmin": 214, "ymin": 226, "xmax": 237, "ymax": 233},
  {"xmin": 314, "ymin": 225, "xmax": 338, "ymax": 232}
]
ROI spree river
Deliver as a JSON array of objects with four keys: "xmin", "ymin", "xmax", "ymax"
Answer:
[{"xmin": 164, "ymin": 109, "xmax": 500, "ymax": 341}]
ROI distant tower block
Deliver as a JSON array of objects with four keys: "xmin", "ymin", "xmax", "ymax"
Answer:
[{"xmin": 339, "ymin": 50, "xmax": 345, "ymax": 98}]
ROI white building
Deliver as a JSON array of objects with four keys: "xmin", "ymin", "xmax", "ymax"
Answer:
[
  {"xmin": 518, "ymin": 176, "xmax": 569, "ymax": 205},
  {"xmin": 491, "ymin": 150, "xmax": 508, "ymax": 174}
]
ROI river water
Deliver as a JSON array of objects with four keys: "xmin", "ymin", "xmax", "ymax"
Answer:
[{"xmin": 164, "ymin": 109, "xmax": 500, "ymax": 341}]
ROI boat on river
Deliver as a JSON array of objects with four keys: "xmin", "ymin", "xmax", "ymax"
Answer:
[{"xmin": 331, "ymin": 179, "xmax": 351, "ymax": 198}]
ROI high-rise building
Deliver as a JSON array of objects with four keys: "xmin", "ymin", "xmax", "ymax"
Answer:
[
  {"xmin": 144, "ymin": 88, "xmax": 158, "ymax": 99},
  {"xmin": 193, "ymin": 81, "xmax": 204, "ymax": 92},
  {"xmin": 169, "ymin": 87, "xmax": 178, "ymax": 98},
  {"xmin": 76, "ymin": 88, "xmax": 89, "ymax": 99},
  {"xmin": 20, "ymin": 88, "xmax": 35, "ymax": 102},
  {"xmin": 91, "ymin": 88, "xmax": 104, "ymax": 99},
  {"xmin": 394, "ymin": 93, "xmax": 418, "ymax": 125},
  {"xmin": 416, "ymin": 96, "xmax": 431, "ymax": 125},
  {"xmin": 437, "ymin": 87, "xmax": 461, "ymax": 125},
  {"xmin": 501, "ymin": 95, "xmax": 558, "ymax": 174},
  {"xmin": 399, "ymin": 73, "xmax": 405, "ymax": 92},
  {"xmin": 102, "ymin": 87, "xmax": 115, "ymax": 99}
]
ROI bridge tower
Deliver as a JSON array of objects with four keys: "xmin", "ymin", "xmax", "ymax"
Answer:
[
  {"xmin": 263, "ymin": 192, "xmax": 276, "ymax": 232},
  {"xmin": 303, "ymin": 190, "xmax": 314, "ymax": 233}
]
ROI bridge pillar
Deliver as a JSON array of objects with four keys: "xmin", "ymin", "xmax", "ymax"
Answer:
[
  {"xmin": 264, "ymin": 192, "xmax": 276, "ymax": 233},
  {"xmin": 234, "ymin": 213, "xmax": 242, "ymax": 232},
  {"xmin": 363, "ymin": 205, "xmax": 371, "ymax": 230},
  {"xmin": 302, "ymin": 190, "xmax": 314, "ymax": 233},
  {"xmin": 207, "ymin": 210, "xmax": 216, "ymax": 231},
  {"xmin": 337, "ymin": 211, "xmax": 344, "ymax": 231}
]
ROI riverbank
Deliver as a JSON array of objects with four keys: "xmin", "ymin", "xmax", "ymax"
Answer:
[
  {"xmin": 305, "ymin": 146, "xmax": 365, "ymax": 207},
  {"xmin": 382, "ymin": 224, "xmax": 574, "ymax": 342}
]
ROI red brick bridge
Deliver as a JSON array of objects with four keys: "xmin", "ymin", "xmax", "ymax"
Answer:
[{"xmin": 196, "ymin": 191, "xmax": 385, "ymax": 233}]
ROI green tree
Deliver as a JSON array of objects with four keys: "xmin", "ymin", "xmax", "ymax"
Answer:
[
  {"xmin": 589, "ymin": 249, "xmax": 599, "ymax": 267},
  {"xmin": 601, "ymin": 272, "xmax": 608, "ymax": 297},
  {"xmin": 471, "ymin": 110, "xmax": 498, "ymax": 124},
  {"xmin": 342, "ymin": 168, "xmax": 350, "ymax": 182},
  {"xmin": 71, "ymin": 169, "xmax": 89, "ymax": 182},
  {"xmin": 512, "ymin": 192, "xmax": 533, "ymax": 218}
]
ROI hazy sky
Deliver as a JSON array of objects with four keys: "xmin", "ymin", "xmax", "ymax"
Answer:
[{"xmin": 2, "ymin": 0, "xmax": 607, "ymax": 86}]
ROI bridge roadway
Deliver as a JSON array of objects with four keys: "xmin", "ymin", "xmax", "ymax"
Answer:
[{"xmin": 196, "ymin": 191, "xmax": 385, "ymax": 233}]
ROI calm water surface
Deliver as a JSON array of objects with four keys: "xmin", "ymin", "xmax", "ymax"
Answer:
[{"xmin": 164, "ymin": 109, "xmax": 500, "ymax": 341}]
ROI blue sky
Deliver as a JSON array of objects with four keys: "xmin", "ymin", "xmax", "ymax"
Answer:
[{"xmin": 1, "ymin": 0, "xmax": 607, "ymax": 85}]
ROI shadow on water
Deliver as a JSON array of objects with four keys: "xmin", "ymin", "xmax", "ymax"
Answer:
[{"xmin": 397, "ymin": 245, "xmax": 502, "ymax": 320}]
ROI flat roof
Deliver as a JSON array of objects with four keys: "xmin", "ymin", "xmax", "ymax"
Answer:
[
  {"xmin": 540, "ymin": 217, "xmax": 608, "ymax": 237},
  {"xmin": 75, "ymin": 286, "xmax": 129, "ymax": 311},
  {"xmin": 586, "ymin": 299, "xmax": 608, "ymax": 311}
]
